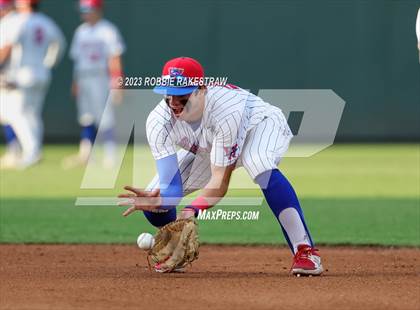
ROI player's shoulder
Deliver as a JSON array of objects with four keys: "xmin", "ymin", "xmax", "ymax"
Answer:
[
  {"xmin": 8, "ymin": 11, "xmax": 25, "ymax": 21},
  {"xmin": 0, "ymin": 12, "xmax": 26, "ymax": 37},
  {"xmin": 0, "ymin": 12, "xmax": 17, "ymax": 43},
  {"xmin": 146, "ymin": 100, "xmax": 176, "ymax": 140},
  {"xmin": 207, "ymin": 85, "xmax": 250, "ymax": 101},
  {"xmin": 33, "ymin": 12, "xmax": 59, "ymax": 29},
  {"xmin": 32, "ymin": 12, "xmax": 48, "ymax": 20},
  {"xmin": 0, "ymin": 11, "xmax": 17, "ymax": 25},
  {"xmin": 3, "ymin": 11, "xmax": 25, "ymax": 27},
  {"xmin": 87, "ymin": 19, "xmax": 120, "ymax": 43},
  {"xmin": 98, "ymin": 18, "xmax": 117, "ymax": 28},
  {"xmin": 74, "ymin": 21, "xmax": 89, "ymax": 35},
  {"xmin": 147, "ymin": 100, "xmax": 173, "ymax": 126},
  {"xmin": 206, "ymin": 85, "xmax": 249, "ymax": 116},
  {"xmin": 29, "ymin": 12, "xmax": 48, "ymax": 23},
  {"xmin": 96, "ymin": 19, "xmax": 119, "ymax": 34}
]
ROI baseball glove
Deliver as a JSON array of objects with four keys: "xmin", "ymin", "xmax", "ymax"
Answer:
[{"xmin": 148, "ymin": 218, "xmax": 199, "ymax": 273}]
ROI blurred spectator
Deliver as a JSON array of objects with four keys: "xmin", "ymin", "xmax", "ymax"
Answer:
[
  {"xmin": 63, "ymin": 0, "xmax": 125, "ymax": 169},
  {"xmin": 417, "ymin": 8, "xmax": 420, "ymax": 62},
  {"xmin": 0, "ymin": 0, "xmax": 19, "ymax": 169},
  {"xmin": 0, "ymin": 0, "xmax": 65, "ymax": 169}
]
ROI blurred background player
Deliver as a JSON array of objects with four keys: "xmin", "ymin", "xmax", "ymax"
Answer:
[
  {"xmin": 0, "ymin": 0, "xmax": 65, "ymax": 169},
  {"xmin": 0, "ymin": 0, "xmax": 19, "ymax": 169},
  {"xmin": 63, "ymin": 0, "xmax": 125, "ymax": 168},
  {"xmin": 416, "ymin": 8, "xmax": 420, "ymax": 62}
]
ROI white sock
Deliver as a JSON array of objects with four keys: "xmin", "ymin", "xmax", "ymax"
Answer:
[
  {"xmin": 103, "ymin": 141, "xmax": 116, "ymax": 163},
  {"xmin": 278, "ymin": 207, "xmax": 311, "ymax": 253}
]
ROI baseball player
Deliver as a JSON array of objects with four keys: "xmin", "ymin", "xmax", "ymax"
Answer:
[
  {"xmin": 119, "ymin": 57, "xmax": 323, "ymax": 276},
  {"xmin": 64, "ymin": 0, "xmax": 125, "ymax": 168},
  {"xmin": 0, "ymin": 0, "xmax": 19, "ymax": 169},
  {"xmin": 0, "ymin": 0, "xmax": 65, "ymax": 169}
]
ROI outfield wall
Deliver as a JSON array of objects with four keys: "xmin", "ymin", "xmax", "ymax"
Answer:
[{"xmin": 12, "ymin": 1, "xmax": 420, "ymax": 141}]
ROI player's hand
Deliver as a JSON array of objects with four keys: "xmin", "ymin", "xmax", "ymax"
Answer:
[{"xmin": 118, "ymin": 186, "xmax": 161, "ymax": 216}]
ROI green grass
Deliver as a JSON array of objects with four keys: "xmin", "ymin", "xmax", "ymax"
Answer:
[
  {"xmin": 0, "ymin": 198, "xmax": 418, "ymax": 246},
  {"xmin": 0, "ymin": 144, "xmax": 419, "ymax": 246}
]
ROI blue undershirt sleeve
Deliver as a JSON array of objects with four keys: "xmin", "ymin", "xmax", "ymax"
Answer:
[{"xmin": 155, "ymin": 153, "xmax": 183, "ymax": 210}]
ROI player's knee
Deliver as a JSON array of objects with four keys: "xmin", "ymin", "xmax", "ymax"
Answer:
[
  {"xmin": 143, "ymin": 208, "xmax": 177, "ymax": 227},
  {"xmin": 242, "ymin": 154, "xmax": 277, "ymax": 181}
]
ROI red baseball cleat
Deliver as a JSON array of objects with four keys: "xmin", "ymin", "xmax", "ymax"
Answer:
[{"xmin": 291, "ymin": 244, "xmax": 323, "ymax": 276}]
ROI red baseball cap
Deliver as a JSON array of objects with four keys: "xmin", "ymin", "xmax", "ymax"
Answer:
[
  {"xmin": 154, "ymin": 57, "xmax": 205, "ymax": 96},
  {"xmin": 0, "ymin": 0, "xmax": 12, "ymax": 8},
  {"xmin": 79, "ymin": 0, "xmax": 103, "ymax": 12}
]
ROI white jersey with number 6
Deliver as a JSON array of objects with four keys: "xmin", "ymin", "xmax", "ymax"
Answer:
[
  {"xmin": 70, "ymin": 19, "xmax": 125, "ymax": 76},
  {"xmin": 70, "ymin": 19, "xmax": 125, "ymax": 128}
]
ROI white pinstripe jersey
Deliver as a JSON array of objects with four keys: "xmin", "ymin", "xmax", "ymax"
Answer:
[{"xmin": 146, "ymin": 85, "xmax": 276, "ymax": 167}]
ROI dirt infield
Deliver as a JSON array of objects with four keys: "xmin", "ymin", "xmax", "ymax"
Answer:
[{"xmin": 0, "ymin": 245, "xmax": 419, "ymax": 310}]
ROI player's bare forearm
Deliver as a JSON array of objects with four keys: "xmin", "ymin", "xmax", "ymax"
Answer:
[
  {"xmin": 108, "ymin": 55, "xmax": 124, "ymax": 94},
  {"xmin": 108, "ymin": 55, "xmax": 123, "ymax": 75},
  {"xmin": 71, "ymin": 81, "xmax": 78, "ymax": 98},
  {"xmin": 0, "ymin": 45, "xmax": 12, "ymax": 65},
  {"xmin": 179, "ymin": 163, "xmax": 235, "ymax": 219},
  {"xmin": 199, "ymin": 163, "xmax": 235, "ymax": 207}
]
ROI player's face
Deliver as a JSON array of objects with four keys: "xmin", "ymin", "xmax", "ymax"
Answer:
[
  {"xmin": 164, "ymin": 94, "xmax": 191, "ymax": 118},
  {"xmin": 164, "ymin": 88, "xmax": 206, "ymax": 121},
  {"xmin": 81, "ymin": 10, "xmax": 101, "ymax": 24}
]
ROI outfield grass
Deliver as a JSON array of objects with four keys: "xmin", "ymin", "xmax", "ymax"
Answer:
[{"xmin": 0, "ymin": 144, "xmax": 419, "ymax": 246}]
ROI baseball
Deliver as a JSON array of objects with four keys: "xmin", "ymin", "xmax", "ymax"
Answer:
[{"xmin": 136, "ymin": 233, "xmax": 155, "ymax": 250}]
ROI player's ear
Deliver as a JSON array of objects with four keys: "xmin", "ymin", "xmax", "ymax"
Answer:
[
  {"xmin": 197, "ymin": 85, "xmax": 207, "ymax": 95},
  {"xmin": 191, "ymin": 88, "xmax": 200, "ymax": 97}
]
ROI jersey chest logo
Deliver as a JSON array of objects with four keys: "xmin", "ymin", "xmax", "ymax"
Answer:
[
  {"xmin": 169, "ymin": 67, "xmax": 184, "ymax": 76},
  {"xmin": 224, "ymin": 143, "xmax": 239, "ymax": 160},
  {"xmin": 34, "ymin": 27, "xmax": 45, "ymax": 45}
]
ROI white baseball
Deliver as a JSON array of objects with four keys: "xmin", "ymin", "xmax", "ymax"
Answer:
[{"xmin": 136, "ymin": 233, "xmax": 155, "ymax": 250}]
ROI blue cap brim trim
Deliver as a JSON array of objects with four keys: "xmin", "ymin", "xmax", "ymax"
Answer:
[{"xmin": 153, "ymin": 86, "xmax": 198, "ymax": 96}]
